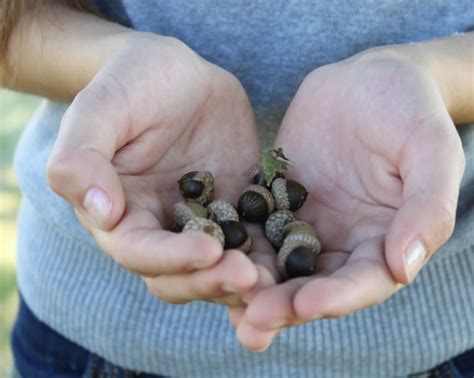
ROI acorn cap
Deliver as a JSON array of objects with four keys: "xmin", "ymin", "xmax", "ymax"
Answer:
[
  {"xmin": 178, "ymin": 171, "xmax": 214, "ymax": 206},
  {"xmin": 271, "ymin": 178, "xmax": 308, "ymax": 211},
  {"xmin": 282, "ymin": 220, "xmax": 318, "ymax": 239},
  {"xmin": 220, "ymin": 220, "xmax": 252, "ymax": 254},
  {"xmin": 183, "ymin": 217, "xmax": 225, "ymax": 246},
  {"xmin": 174, "ymin": 201, "xmax": 207, "ymax": 229},
  {"xmin": 238, "ymin": 185, "xmax": 275, "ymax": 222},
  {"xmin": 250, "ymin": 165, "xmax": 266, "ymax": 186},
  {"xmin": 264, "ymin": 210, "xmax": 296, "ymax": 249},
  {"xmin": 207, "ymin": 200, "xmax": 239, "ymax": 224}
]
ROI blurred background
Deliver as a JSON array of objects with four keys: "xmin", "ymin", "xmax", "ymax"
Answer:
[{"xmin": 0, "ymin": 89, "xmax": 41, "ymax": 375}]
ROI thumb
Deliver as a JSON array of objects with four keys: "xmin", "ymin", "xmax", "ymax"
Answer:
[
  {"xmin": 47, "ymin": 82, "xmax": 128, "ymax": 230},
  {"xmin": 385, "ymin": 115, "xmax": 465, "ymax": 284}
]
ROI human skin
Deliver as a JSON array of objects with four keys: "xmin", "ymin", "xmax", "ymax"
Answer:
[
  {"xmin": 231, "ymin": 39, "xmax": 474, "ymax": 351},
  {"xmin": 3, "ymin": 2, "xmax": 277, "ymax": 307},
  {"xmin": 3, "ymin": 1, "xmax": 474, "ymax": 350}
]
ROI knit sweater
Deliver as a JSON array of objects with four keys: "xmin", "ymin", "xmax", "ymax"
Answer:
[{"xmin": 14, "ymin": 1, "xmax": 474, "ymax": 376}]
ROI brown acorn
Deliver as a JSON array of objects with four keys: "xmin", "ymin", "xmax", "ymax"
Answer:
[
  {"xmin": 237, "ymin": 185, "xmax": 275, "ymax": 222},
  {"xmin": 207, "ymin": 200, "xmax": 239, "ymax": 224},
  {"xmin": 178, "ymin": 171, "xmax": 214, "ymax": 206},
  {"xmin": 284, "ymin": 246, "xmax": 317, "ymax": 278},
  {"xmin": 264, "ymin": 210, "xmax": 296, "ymax": 249},
  {"xmin": 220, "ymin": 220, "xmax": 252, "ymax": 254},
  {"xmin": 271, "ymin": 178, "xmax": 308, "ymax": 211},
  {"xmin": 182, "ymin": 217, "xmax": 225, "ymax": 246},
  {"xmin": 277, "ymin": 221, "xmax": 321, "ymax": 279},
  {"xmin": 173, "ymin": 201, "xmax": 207, "ymax": 231}
]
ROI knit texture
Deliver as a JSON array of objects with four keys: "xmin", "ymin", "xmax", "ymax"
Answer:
[{"xmin": 13, "ymin": 1, "xmax": 474, "ymax": 376}]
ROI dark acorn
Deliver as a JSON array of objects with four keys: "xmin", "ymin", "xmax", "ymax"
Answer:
[
  {"xmin": 179, "ymin": 179, "xmax": 204, "ymax": 199},
  {"xmin": 220, "ymin": 220, "xmax": 251, "ymax": 253},
  {"xmin": 177, "ymin": 171, "xmax": 214, "ymax": 206},
  {"xmin": 285, "ymin": 246, "xmax": 316, "ymax": 278},
  {"xmin": 238, "ymin": 185, "xmax": 275, "ymax": 222},
  {"xmin": 238, "ymin": 191, "xmax": 268, "ymax": 222},
  {"xmin": 286, "ymin": 180, "xmax": 308, "ymax": 211},
  {"xmin": 272, "ymin": 178, "xmax": 308, "ymax": 211}
]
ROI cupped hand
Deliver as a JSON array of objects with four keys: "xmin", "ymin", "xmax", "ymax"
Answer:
[
  {"xmin": 232, "ymin": 48, "xmax": 466, "ymax": 350},
  {"xmin": 47, "ymin": 35, "xmax": 272, "ymax": 306}
]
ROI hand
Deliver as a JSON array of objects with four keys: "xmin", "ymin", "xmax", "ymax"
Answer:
[
  {"xmin": 47, "ymin": 35, "xmax": 270, "ymax": 306},
  {"xmin": 232, "ymin": 48, "xmax": 465, "ymax": 350}
]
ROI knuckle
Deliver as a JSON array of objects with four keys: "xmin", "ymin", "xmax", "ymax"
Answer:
[
  {"xmin": 435, "ymin": 200, "xmax": 456, "ymax": 241},
  {"xmin": 73, "ymin": 80, "xmax": 114, "ymax": 109},
  {"xmin": 46, "ymin": 153, "xmax": 73, "ymax": 195}
]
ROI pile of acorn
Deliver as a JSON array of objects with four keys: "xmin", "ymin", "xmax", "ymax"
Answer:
[{"xmin": 173, "ymin": 148, "xmax": 321, "ymax": 280}]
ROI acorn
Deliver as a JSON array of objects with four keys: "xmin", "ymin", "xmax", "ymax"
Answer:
[
  {"xmin": 178, "ymin": 171, "xmax": 214, "ymax": 206},
  {"xmin": 182, "ymin": 217, "xmax": 225, "ymax": 246},
  {"xmin": 284, "ymin": 246, "xmax": 317, "ymax": 278},
  {"xmin": 271, "ymin": 178, "xmax": 308, "ymax": 211},
  {"xmin": 220, "ymin": 220, "xmax": 252, "ymax": 254},
  {"xmin": 250, "ymin": 165, "xmax": 285, "ymax": 188},
  {"xmin": 237, "ymin": 185, "xmax": 275, "ymax": 222},
  {"xmin": 277, "ymin": 238, "xmax": 320, "ymax": 279},
  {"xmin": 264, "ymin": 210, "xmax": 296, "ymax": 249},
  {"xmin": 207, "ymin": 199, "xmax": 239, "ymax": 224},
  {"xmin": 277, "ymin": 221, "xmax": 321, "ymax": 278},
  {"xmin": 173, "ymin": 201, "xmax": 207, "ymax": 231}
]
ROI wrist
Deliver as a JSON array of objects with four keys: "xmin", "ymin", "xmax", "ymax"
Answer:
[
  {"xmin": 354, "ymin": 34, "xmax": 474, "ymax": 124},
  {"xmin": 2, "ymin": 2, "xmax": 169, "ymax": 101}
]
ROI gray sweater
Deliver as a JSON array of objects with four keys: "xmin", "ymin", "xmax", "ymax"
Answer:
[{"xmin": 14, "ymin": 1, "xmax": 474, "ymax": 376}]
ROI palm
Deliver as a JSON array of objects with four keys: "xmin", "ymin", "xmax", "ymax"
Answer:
[
  {"xmin": 112, "ymin": 71, "xmax": 259, "ymax": 230},
  {"xmin": 276, "ymin": 58, "xmax": 446, "ymax": 276},
  {"xmin": 233, "ymin": 55, "xmax": 464, "ymax": 351},
  {"xmin": 53, "ymin": 39, "xmax": 272, "ymax": 306}
]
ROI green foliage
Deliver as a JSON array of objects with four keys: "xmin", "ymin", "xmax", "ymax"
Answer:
[{"xmin": 260, "ymin": 148, "xmax": 293, "ymax": 186}]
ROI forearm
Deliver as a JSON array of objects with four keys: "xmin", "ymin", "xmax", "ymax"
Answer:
[
  {"xmin": 369, "ymin": 33, "xmax": 474, "ymax": 124},
  {"xmin": 2, "ymin": 1, "xmax": 152, "ymax": 101}
]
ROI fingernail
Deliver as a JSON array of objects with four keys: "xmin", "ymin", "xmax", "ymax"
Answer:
[
  {"xmin": 404, "ymin": 239, "xmax": 427, "ymax": 281},
  {"xmin": 83, "ymin": 186, "xmax": 112, "ymax": 229}
]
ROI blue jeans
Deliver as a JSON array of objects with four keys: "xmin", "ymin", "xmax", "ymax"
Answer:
[{"xmin": 11, "ymin": 294, "xmax": 474, "ymax": 377}]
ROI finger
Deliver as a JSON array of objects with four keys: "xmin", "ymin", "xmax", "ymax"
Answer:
[
  {"xmin": 144, "ymin": 250, "xmax": 258, "ymax": 304},
  {"xmin": 90, "ymin": 206, "xmax": 223, "ymax": 275},
  {"xmin": 229, "ymin": 307, "xmax": 245, "ymax": 327},
  {"xmin": 205, "ymin": 294, "xmax": 245, "ymax": 307},
  {"xmin": 294, "ymin": 236, "xmax": 402, "ymax": 321},
  {"xmin": 386, "ymin": 113, "xmax": 465, "ymax": 284},
  {"xmin": 240, "ymin": 252, "xmax": 349, "ymax": 329},
  {"xmin": 246, "ymin": 223, "xmax": 281, "ymax": 282},
  {"xmin": 242, "ymin": 278, "xmax": 307, "ymax": 331},
  {"xmin": 47, "ymin": 79, "xmax": 130, "ymax": 230},
  {"xmin": 236, "ymin": 315, "xmax": 282, "ymax": 352},
  {"xmin": 241, "ymin": 265, "xmax": 277, "ymax": 305}
]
